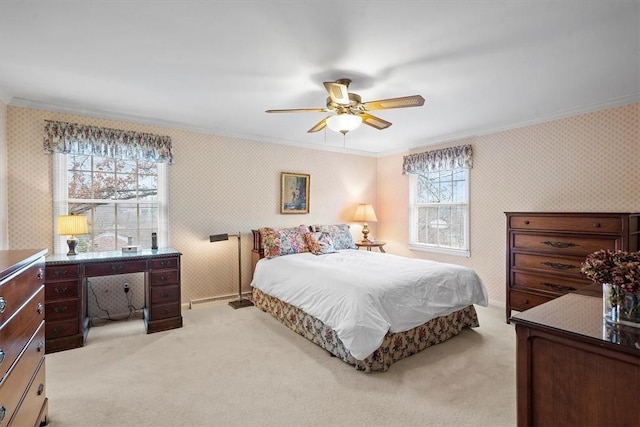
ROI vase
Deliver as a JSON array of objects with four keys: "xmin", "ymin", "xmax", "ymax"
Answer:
[{"xmin": 602, "ymin": 283, "xmax": 640, "ymax": 327}]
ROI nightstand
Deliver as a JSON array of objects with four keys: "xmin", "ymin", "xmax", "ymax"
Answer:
[{"xmin": 355, "ymin": 241, "xmax": 386, "ymax": 253}]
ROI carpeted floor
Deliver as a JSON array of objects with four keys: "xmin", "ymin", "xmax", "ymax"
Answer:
[{"xmin": 45, "ymin": 303, "xmax": 516, "ymax": 426}]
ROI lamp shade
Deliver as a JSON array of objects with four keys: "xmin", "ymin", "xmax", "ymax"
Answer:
[
  {"xmin": 353, "ymin": 204, "xmax": 378, "ymax": 223},
  {"xmin": 326, "ymin": 114, "xmax": 362, "ymax": 134},
  {"xmin": 57, "ymin": 215, "xmax": 88, "ymax": 236}
]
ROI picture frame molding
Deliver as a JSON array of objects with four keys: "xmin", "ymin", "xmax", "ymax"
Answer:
[{"xmin": 280, "ymin": 172, "xmax": 310, "ymax": 214}]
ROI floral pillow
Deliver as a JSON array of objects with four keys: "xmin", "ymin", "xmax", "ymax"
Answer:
[
  {"xmin": 259, "ymin": 225, "xmax": 309, "ymax": 258},
  {"xmin": 304, "ymin": 232, "xmax": 337, "ymax": 255},
  {"xmin": 310, "ymin": 224, "xmax": 356, "ymax": 250}
]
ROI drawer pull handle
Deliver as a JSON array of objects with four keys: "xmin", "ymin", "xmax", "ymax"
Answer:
[
  {"xmin": 161, "ymin": 309, "xmax": 169, "ymax": 315},
  {"xmin": 542, "ymin": 283, "xmax": 576, "ymax": 292},
  {"xmin": 0, "ymin": 406, "xmax": 6, "ymax": 422},
  {"xmin": 37, "ymin": 302, "xmax": 44, "ymax": 314},
  {"xmin": 54, "ymin": 306, "xmax": 68, "ymax": 313},
  {"xmin": 160, "ymin": 292, "xmax": 169, "ymax": 298},
  {"xmin": 37, "ymin": 383, "xmax": 45, "ymax": 396},
  {"xmin": 37, "ymin": 340, "xmax": 44, "ymax": 352},
  {"xmin": 53, "ymin": 326, "xmax": 67, "ymax": 334},
  {"xmin": 542, "ymin": 240, "xmax": 579, "ymax": 249},
  {"xmin": 37, "ymin": 268, "xmax": 45, "ymax": 279},
  {"xmin": 523, "ymin": 220, "xmax": 530, "ymax": 225},
  {"xmin": 55, "ymin": 286, "xmax": 69, "ymax": 294},
  {"xmin": 541, "ymin": 261, "xmax": 577, "ymax": 270},
  {"xmin": 0, "ymin": 349, "xmax": 5, "ymax": 365},
  {"xmin": 160, "ymin": 260, "xmax": 169, "ymax": 267},
  {"xmin": 592, "ymin": 222, "xmax": 600, "ymax": 228},
  {"xmin": 0, "ymin": 297, "xmax": 6, "ymax": 314},
  {"xmin": 160, "ymin": 275, "xmax": 169, "ymax": 281},
  {"xmin": 54, "ymin": 269, "xmax": 68, "ymax": 277},
  {"xmin": 111, "ymin": 265, "xmax": 125, "ymax": 272}
]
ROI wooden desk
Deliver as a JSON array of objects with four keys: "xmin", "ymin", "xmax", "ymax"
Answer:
[
  {"xmin": 510, "ymin": 290, "xmax": 640, "ymax": 427},
  {"xmin": 44, "ymin": 248, "xmax": 182, "ymax": 353}
]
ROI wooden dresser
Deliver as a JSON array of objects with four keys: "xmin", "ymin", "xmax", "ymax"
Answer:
[
  {"xmin": 505, "ymin": 212, "xmax": 639, "ymax": 321},
  {"xmin": 510, "ymin": 288, "xmax": 639, "ymax": 426},
  {"xmin": 0, "ymin": 249, "xmax": 48, "ymax": 426}
]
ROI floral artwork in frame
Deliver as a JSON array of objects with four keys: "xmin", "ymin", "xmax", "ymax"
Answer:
[{"xmin": 281, "ymin": 172, "xmax": 310, "ymax": 214}]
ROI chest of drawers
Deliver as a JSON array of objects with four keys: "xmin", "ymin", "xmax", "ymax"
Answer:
[
  {"xmin": 0, "ymin": 249, "xmax": 48, "ymax": 427},
  {"xmin": 505, "ymin": 212, "xmax": 639, "ymax": 321}
]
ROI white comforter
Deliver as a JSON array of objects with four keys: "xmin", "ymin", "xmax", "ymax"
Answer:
[{"xmin": 250, "ymin": 250, "xmax": 488, "ymax": 360}]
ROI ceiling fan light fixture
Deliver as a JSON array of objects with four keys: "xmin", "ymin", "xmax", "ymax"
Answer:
[{"xmin": 326, "ymin": 114, "xmax": 362, "ymax": 135}]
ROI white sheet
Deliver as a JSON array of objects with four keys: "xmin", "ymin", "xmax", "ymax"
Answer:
[{"xmin": 250, "ymin": 250, "xmax": 488, "ymax": 360}]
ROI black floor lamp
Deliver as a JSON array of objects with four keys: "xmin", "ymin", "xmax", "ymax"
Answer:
[{"xmin": 209, "ymin": 232, "xmax": 254, "ymax": 309}]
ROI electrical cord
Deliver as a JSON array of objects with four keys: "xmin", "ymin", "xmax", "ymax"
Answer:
[{"xmin": 88, "ymin": 279, "xmax": 144, "ymax": 327}]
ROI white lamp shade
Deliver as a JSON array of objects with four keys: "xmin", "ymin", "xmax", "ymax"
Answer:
[
  {"xmin": 57, "ymin": 215, "xmax": 88, "ymax": 236},
  {"xmin": 326, "ymin": 114, "xmax": 362, "ymax": 134},
  {"xmin": 353, "ymin": 204, "xmax": 378, "ymax": 222}
]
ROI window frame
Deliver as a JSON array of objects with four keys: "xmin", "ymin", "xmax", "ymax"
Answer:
[
  {"xmin": 53, "ymin": 153, "xmax": 168, "ymax": 255},
  {"xmin": 408, "ymin": 168, "xmax": 470, "ymax": 257}
]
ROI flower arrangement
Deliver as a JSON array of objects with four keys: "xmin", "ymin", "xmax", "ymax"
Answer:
[{"xmin": 581, "ymin": 249, "xmax": 640, "ymax": 295}]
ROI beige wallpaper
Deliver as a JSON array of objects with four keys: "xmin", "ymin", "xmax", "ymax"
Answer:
[
  {"xmin": 7, "ymin": 106, "xmax": 377, "ymax": 316},
  {"xmin": 0, "ymin": 99, "xmax": 7, "ymax": 249},
  {"xmin": 377, "ymin": 103, "xmax": 640, "ymax": 306}
]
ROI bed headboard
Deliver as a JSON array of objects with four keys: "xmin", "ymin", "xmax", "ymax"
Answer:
[{"xmin": 251, "ymin": 229, "xmax": 264, "ymax": 275}]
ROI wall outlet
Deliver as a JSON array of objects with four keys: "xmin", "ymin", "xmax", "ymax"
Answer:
[{"xmin": 124, "ymin": 283, "xmax": 130, "ymax": 293}]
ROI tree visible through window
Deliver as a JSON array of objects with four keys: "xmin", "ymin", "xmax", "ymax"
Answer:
[{"xmin": 66, "ymin": 154, "xmax": 159, "ymax": 252}]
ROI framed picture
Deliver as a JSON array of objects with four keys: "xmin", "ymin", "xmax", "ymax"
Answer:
[{"xmin": 280, "ymin": 172, "xmax": 310, "ymax": 214}]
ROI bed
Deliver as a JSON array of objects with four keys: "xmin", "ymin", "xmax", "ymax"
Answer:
[{"xmin": 249, "ymin": 226, "xmax": 488, "ymax": 372}]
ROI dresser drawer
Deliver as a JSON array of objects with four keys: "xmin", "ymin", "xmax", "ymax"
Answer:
[
  {"xmin": 0, "ymin": 322, "xmax": 45, "ymax": 426},
  {"xmin": 148, "ymin": 257, "xmax": 179, "ymax": 270},
  {"xmin": 44, "ymin": 279, "xmax": 79, "ymax": 300},
  {"xmin": 509, "ymin": 215, "xmax": 623, "ymax": 234},
  {"xmin": 7, "ymin": 356, "xmax": 46, "ymax": 427},
  {"xmin": 150, "ymin": 285, "xmax": 180, "ymax": 305},
  {"xmin": 149, "ymin": 270, "xmax": 179, "ymax": 286},
  {"xmin": 509, "ymin": 290, "xmax": 553, "ymax": 312},
  {"xmin": 511, "ymin": 271, "xmax": 592, "ymax": 295},
  {"xmin": 513, "ymin": 253, "xmax": 585, "ymax": 278},
  {"xmin": 147, "ymin": 301, "xmax": 181, "ymax": 321},
  {"xmin": 0, "ymin": 261, "xmax": 44, "ymax": 325},
  {"xmin": 511, "ymin": 233, "xmax": 620, "ymax": 256},
  {"xmin": 45, "ymin": 263, "xmax": 79, "ymax": 280},
  {"xmin": 45, "ymin": 298, "xmax": 79, "ymax": 322},
  {"xmin": 45, "ymin": 318, "xmax": 79, "ymax": 340},
  {"xmin": 85, "ymin": 260, "xmax": 147, "ymax": 276}
]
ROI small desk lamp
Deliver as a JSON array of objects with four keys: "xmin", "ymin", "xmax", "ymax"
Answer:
[
  {"xmin": 353, "ymin": 204, "xmax": 378, "ymax": 243},
  {"xmin": 57, "ymin": 214, "xmax": 88, "ymax": 255},
  {"xmin": 209, "ymin": 232, "xmax": 254, "ymax": 309}
]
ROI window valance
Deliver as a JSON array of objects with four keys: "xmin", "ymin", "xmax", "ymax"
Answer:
[
  {"xmin": 43, "ymin": 120, "xmax": 174, "ymax": 164},
  {"xmin": 402, "ymin": 144, "xmax": 472, "ymax": 174}
]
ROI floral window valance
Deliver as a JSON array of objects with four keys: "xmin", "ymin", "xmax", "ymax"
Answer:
[
  {"xmin": 402, "ymin": 144, "xmax": 472, "ymax": 174},
  {"xmin": 43, "ymin": 120, "xmax": 174, "ymax": 164}
]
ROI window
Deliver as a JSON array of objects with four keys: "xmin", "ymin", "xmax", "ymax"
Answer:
[
  {"xmin": 57, "ymin": 154, "xmax": 166, "ymax": 252},
  {"xmin": 45, "ymin": 120, "xmax": 173, "ymax": 255},
  {"xmin": 403, "ymin": 144, "xmax": 473, "ymax": 257},
  {"xmin": 408, "ymin": 168, "xmax": 469, "ymax": 256}
]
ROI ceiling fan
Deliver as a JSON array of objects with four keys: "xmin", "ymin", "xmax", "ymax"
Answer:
[{"xmin": 266, "ymin": 78, "xmax": 425, "ymax": 135}]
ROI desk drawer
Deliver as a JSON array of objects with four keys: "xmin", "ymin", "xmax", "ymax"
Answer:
[
  {"xmin": 509, "ymin": 215, "xmax": 623, "ymax": 234},
  {"xmin": 45, "ymin": 318, "xmax": 79, "ymax": 340},
  {"xmin": 45, "ymin": 264, "xmax": 79, "ymax": 280},
  {"xmin": 511, "ymin": 271, "xmax": 591, "ymax": 295},
  {"xmin": 44, "ymin": 279, "xmax": 79, "ymax": 300},
  {"xmin": 513, "ymin": 253, "xmax": 584, "ymax": 278},
  {"xmin": 509, "ymin": 290, "xmax": 553, "ymax": 312},
  {"xmin": 511, "ymin": 233, "xmax": 619, "ymax": 256},
  {"xmin": 150, "ymin": 285, "xmax": 180, "ymax": 305},
  {"xmin": 148, "ymin": 301, "xmax": 181, "ymax": 321},
  {"xmin": 0, "ymin": 261, "xmax": 44, "ymax": 325},
  {"xmin": 149, "ymin": 257, "xmax": 179, "ymax": 270},
  {"xmin": 85, "ymin": 260, "xmax": 147, "ymax": 276},
  {"xmin": 45, "ymin": 299, "xmax": 79, "ymax": 322},
  {"xmin": 149, "ymin": 270, "xmax": 179, "ymax": 286}
]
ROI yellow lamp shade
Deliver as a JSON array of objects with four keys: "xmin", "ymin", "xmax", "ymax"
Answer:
[
  {"xmin": 353, "ymin": 204, "xmax": 378, "ymax": 223},
  {"xmin": 57, "ymin": 215, "xmax": 88, "ymax": 236}
]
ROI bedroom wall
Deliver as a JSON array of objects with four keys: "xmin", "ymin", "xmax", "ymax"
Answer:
[
  {"xmin": 6, "ymin": 106, "xmax": 377, "ymax": 313},
  {"xmin": 376, "ymin": 103, "xmax": 640, "ymax": 306},
  {"xmin": 0, "ymin": 99, "xmax": 7, "ymax": 249}
]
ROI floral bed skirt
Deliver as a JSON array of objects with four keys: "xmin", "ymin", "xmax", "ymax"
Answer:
[{"xmin": 252, "ymin": 287, "xmax": 480, "ymax": 372}]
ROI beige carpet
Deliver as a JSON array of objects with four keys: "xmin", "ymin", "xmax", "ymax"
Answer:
[{"xmin": 45, "ymin": 303, "xmax": 516, "ymax": 426}]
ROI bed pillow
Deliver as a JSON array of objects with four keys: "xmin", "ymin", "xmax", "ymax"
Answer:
[
  {"xmin": 304, "ymin": 232, "xmax": 337, "ymax": 255},
  {"xmin": 259, "ymin": 225, "xmax": 309, "ymax": 258},
  {"xmin": 310, "ymin": 224, "xmax": 356, "ymax": 250}
]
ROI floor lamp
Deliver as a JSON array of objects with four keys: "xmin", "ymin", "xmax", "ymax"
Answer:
[{"xmin": 209, "ymin": 232, "xmax": 254, "ymax": 309}]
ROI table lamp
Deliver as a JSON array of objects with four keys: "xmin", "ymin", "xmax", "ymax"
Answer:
[
  {"xmin": 57, "ymin": 214, "xmax": 88, "ymax": 255},
  {"xmin": 353, "ymin": 203, "xmax": 378, "ymax": 243},
  {"xmin": 209, "ymin": 232, "xmax": 253, "ymax": 309}
]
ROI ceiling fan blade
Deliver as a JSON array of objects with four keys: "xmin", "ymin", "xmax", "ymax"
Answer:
[
  {"xmin": 266, "ymin": 108, "xmax": 327, "ymax": 113},
  {"xmin": 361, "ymin": 95, "xmax": 425, "ymax": 111},
  {"xmin": 307, "ymin": 117, "xmax": 327, "ymax": 133},
  {"xmin": 360, "ymin": 113, "xmax": 392, "ymax": 130},
  {"xmin": 323, "ymin": 81, "xmax": 350, "ymax": 105}
]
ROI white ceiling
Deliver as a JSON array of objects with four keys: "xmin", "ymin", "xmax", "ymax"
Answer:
[{"xmin": 1, "ymin": 1, "xmax": 638, "ymax": 156}]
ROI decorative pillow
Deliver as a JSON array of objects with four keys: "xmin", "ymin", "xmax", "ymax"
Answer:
[
  {"xmin": 259, "ymin": 225, "xmax": 309, "ymax": 258},
  {"xmin": 304, "ymin": 232, "xmax": 337, "ymax": 255},
  {"xmin": 310, "ymin": 224, "xmax": 356, "ymax": 250}
]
